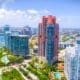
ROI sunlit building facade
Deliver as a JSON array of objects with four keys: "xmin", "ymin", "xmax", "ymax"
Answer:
[{"xmin": 64, "ymin": 38, "xmax": 80, "ymax": 80}]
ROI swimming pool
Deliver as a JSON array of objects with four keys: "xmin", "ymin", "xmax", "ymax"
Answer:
[{"xmin": 53, "ymin": 72, "xmax": 61, "ymax": 79}]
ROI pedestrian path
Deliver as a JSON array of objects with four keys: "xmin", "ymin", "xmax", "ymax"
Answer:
[
  {"xmin": 21, "ymin": 66, "xmax": 39, "ymax": 80},
  {"xmin": 0, "ymin": 69, "xmax": 2, "ymax": 80}
]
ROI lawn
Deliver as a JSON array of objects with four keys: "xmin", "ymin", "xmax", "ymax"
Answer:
[
  {"xmin": 0, "ymin": 47, "xmax": 24, "ymax": 67},
  {"xmin": 2, "ymin": 68, "xmax": 24, "ymax": 80},
  {"xmin": 27, "ymin": 63, "xmax": 49, "ymax": 80}
]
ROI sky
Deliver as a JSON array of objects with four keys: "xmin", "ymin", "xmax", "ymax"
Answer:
[{"xmin": 0, "ymin": 0, "xmax": 80, "ymax": 28}]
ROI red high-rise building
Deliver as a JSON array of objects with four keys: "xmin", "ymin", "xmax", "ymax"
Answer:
[{"xmin": 38, "ymin": 15, "xmax": 59, "ymax": 64}]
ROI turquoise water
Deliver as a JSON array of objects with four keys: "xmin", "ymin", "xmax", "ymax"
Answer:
[
  {"xmin": 1, "ymin": 55, "xmax": 9, "ymax": 64},
  {"xmin": 54, "ymin": 72, "xmax": 61, "ymax": 79}
]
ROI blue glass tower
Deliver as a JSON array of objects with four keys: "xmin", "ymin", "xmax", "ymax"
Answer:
[
  {"xmin": 45, "ymin": 24, "xmax": 54, "ymax": 64},
  {"xmin": 5, "ymin": 34, "xmax": 29, "ymax": 57}
]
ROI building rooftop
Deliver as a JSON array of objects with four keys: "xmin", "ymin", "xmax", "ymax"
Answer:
[
  {"xmin": 65, "ymin": 46, "xmax": 76, "ymax": 57},
  {"xmin": 11, "ymin": 35, "xmax": 29, "ymax": 38}
]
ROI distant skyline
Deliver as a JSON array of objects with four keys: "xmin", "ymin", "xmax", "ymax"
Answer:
[{"xmin": 0, "ymin": 0, "xmax": 80, "ymax": 28}]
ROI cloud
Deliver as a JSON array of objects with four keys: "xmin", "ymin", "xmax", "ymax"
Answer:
[
  {"xmin": 0, "ymin": 9, "xmax": 53, "ymax": 27},
  {"xmin": 0, "ymin": 8, "xmax": 80, "ymax": 28},
  {"xmin": 27, "ymin": 9, "xmax": 38, "ymax": 14}
]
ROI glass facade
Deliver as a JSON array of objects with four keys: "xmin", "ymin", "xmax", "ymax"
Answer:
[
  {"xmin": 5, "ymin": 32, "xmax": 11, "ymax": 49},
  {"xmin": 21, "ymin": 26, "xmax": 32, "ymax": 37},
  {"xmin": 3, "ymin": 25, "xmax": 10, "ymax": 32},
  {"xmin": 5, "ymin": 35, "xmax": 29, "ymax": 56},
  {"xmin": 45, "ymin": 24, "xmax": 54, "ymax": 64}
]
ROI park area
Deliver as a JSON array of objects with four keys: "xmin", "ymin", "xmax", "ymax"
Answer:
[{"xmin": 2, "ymin": 68, "xmax": 24, "ymax": 80}]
